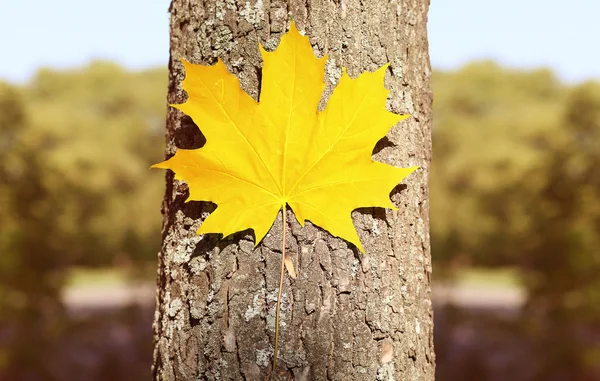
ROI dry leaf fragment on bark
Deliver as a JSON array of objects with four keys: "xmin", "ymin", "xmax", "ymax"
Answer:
[
  {"xmin": 152, "ymin": 21, "xmax": 417, "ymax": 252},
  {"xmin": 283, "ymin": 252, "xmax": 297, "ymax": 279}
]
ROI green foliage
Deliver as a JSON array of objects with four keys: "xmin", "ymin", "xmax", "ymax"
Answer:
[
  {"xmin": 432, "ymin": 62, "xmax": 600, "ymax": 377},
  {"xmin": 3, "ymin": 62, "xmax": 166, "ymax": 264},
  {"xmin": 0, "ymin": 63, "xmax": 167, "ymax": 377},
  {"xmin": 431, "ymin": 62, "xmax": 565, "ymax": 265}
]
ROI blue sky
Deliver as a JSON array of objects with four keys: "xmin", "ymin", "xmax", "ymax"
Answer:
[{"xmin": 1, "ymin": 0, "xmax": 598, "ymax": 83}]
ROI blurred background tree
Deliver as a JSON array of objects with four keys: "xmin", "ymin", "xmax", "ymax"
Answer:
[
  {"xmin": 431, "ymin": 62, "xmax": 600, "ymax": 381},
  {"xmin": 0, "ymin": 63, "xmax": 166, "ymax": 380}
]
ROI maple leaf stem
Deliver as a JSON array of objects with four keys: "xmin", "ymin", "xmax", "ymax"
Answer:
[{"xmin": 272, "ymin": 207, "xmax": 287, "ymax": 371}]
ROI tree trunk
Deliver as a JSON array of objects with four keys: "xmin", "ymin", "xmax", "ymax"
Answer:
[{"xmin": 153, "ymin": 1, "xmax": 433, "ymax": 380}]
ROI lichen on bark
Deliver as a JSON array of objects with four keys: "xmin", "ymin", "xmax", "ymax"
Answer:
[{"xmin": 153, "ymin": 1, "xmax": 434, "ymax": 380}]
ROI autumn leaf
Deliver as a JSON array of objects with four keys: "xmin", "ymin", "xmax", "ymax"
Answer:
[{"xmin": 152, "ymin": 21, "xmax": 417, "ymax": 253}]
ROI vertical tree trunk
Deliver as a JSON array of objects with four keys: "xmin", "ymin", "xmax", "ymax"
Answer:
[{"xmin": 153, "ymin": 1, "xmax": 433, "ymax": 380}]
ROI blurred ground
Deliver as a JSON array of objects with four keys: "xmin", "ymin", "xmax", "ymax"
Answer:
[
  {"xmin": 62, "ymin": 267, "xmax": 525, "ymax": 310},
  {"xmin": 56, "ymin": 268, "xmax": 532, "ymax": 381},
  {"xmin": 52, "ymin": 265, "xmax": 598, "ymax": 380}
]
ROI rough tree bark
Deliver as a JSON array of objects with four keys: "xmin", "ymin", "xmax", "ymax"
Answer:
[{"xmin": 153, "ymin": 1, "xmax": 433, "ymax": 380}]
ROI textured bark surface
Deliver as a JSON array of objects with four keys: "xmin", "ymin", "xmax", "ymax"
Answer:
[{"xmin": 153, "ymin": 1, "xmax": 433, "ymax": 380}]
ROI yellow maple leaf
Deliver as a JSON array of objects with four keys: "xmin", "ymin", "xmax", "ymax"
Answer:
[{"xmin": 153, "ymin": 22, "xmax": 417, "ymax": 253}]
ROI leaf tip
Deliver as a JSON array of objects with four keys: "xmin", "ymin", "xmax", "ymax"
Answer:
[
  {"xmin": 398, "ymin": 165, "xmax": 420, "ymax": 181},
  {"xmin": 259, "ymin": 43, "xmax": 268, "ymax": 58},
  {"xmin": 374, "ymin": 63, "xmax": 390, "ymax": 82},
  {"xmin": 151, "ymin": 161, "xmax": 169, "ymax": 170},
  {"xmin": 398, "ymin": 113, "xmax": 411, "ymax": 122},
  {"xmin": 179, "ymin": 57, "xmax": 195, "ymax": 75}
]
